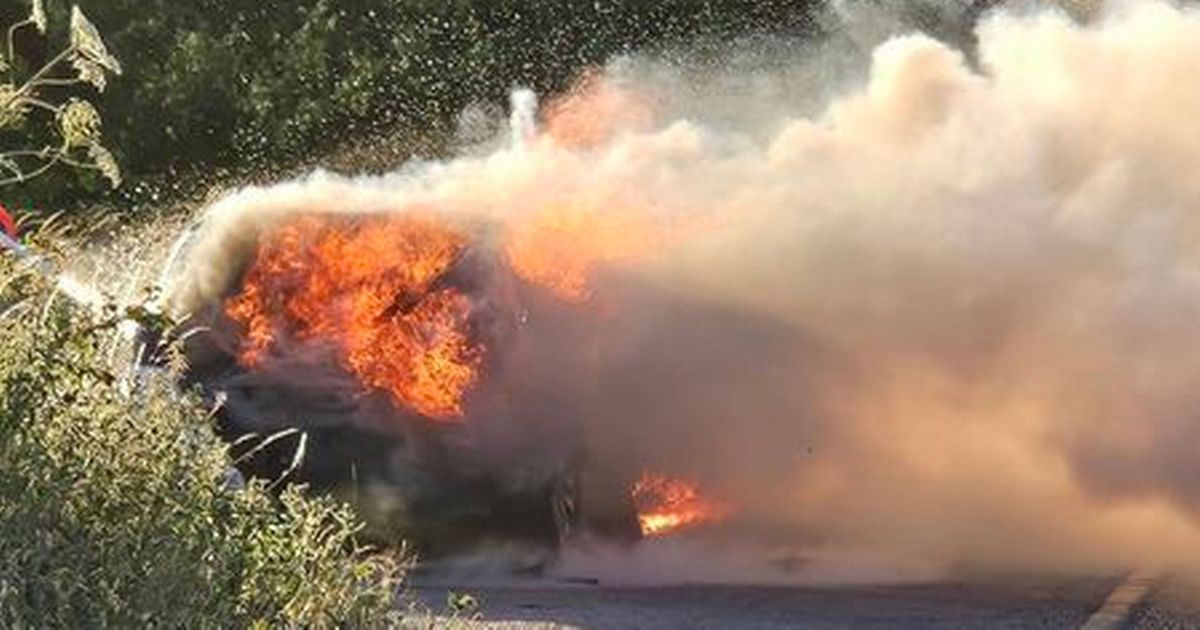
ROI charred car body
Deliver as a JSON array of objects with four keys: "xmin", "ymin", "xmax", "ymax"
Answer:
[{"xmin": 140, "ymin": 208, "xmax": 643, "ymax": 557}]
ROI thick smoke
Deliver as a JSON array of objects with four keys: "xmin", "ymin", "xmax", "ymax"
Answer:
[{"xmin": 168, "ymin": 1, "xmax": 1200, "ymax": 575}]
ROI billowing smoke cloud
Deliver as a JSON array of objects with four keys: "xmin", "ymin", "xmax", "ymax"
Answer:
[{"xmin": 168, "ymin": 1, "xmax": 1200, "ymax": 576}]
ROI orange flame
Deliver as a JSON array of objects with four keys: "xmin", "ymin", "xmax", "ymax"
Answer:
[
  {"xmin": 223, "ymin": 203, "xmax": 662, "ymax": 421},
  {"xmin": 543, "ymin": 70, "xmax": 656, "ymax": 149},
  {"xmin": 503, "ymin": 205, "xmax": 661, "ymax": 303},
  {"xmin": 224, "ymin": 214, "xmax": 481, "ymax": 420},
  {"xmin": 631, "ymin": 471, "xmax": 729, "ymax": 537}
]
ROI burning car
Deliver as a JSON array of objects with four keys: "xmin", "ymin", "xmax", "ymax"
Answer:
[{"xmin": 141, "ymin": 204, "xmax": 729, "ymax": 557}]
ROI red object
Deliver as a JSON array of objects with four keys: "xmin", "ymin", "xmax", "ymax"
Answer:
[{"xmin": 0, "ymin": 205, "xmax": 15, "ymax": 239}]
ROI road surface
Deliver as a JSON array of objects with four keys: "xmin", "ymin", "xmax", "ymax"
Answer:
[{"xmin": 412, "ymin": 571, "xmax": 1198, "ymax": 629}]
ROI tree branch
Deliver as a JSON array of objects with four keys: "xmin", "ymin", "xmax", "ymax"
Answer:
[
  {"xmin": 29, "ymin": 78, "xmax": 85, "ymax": 89},
  {"xmin": 18, "ymin": 48, "xmax": 74, "ymax": 97},
  {"xmin": 6, "ymin": 19, "xmax": 32, "ymax": 69},
  {"xmin": 0, "ymin": 152, "xmax": 62, "ymax": 187}
]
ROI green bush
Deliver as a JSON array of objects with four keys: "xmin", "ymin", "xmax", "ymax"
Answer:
[
  {"xmin": 0, "ymin": 263, "xmax": 406, "ymax": 628},
  {"xmin": 7, "ymin": 0, "xmax": 819, "ymax": 210}
]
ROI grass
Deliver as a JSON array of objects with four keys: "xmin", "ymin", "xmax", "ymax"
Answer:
[{"xmin": 0, "ymin": 241, "xmax": 410, "ymax": 627}]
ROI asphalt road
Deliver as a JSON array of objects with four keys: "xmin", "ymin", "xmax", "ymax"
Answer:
[
  {"xmin": 411, "ymin": 572, "xmax": 1190, "ymax": 629},
  {"xmin": 1128, "ymin": 574, "xmax": 1200, "ymax": 629}
]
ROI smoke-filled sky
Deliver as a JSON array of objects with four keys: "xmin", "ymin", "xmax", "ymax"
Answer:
[{"xmin": 170, "ymin": 0, "xmax": 1200, "ymax": 576}]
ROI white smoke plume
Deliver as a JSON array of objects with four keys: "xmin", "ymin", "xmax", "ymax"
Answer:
[{"xmin": 168, "ymin": 1, "xmax": 1200, "ymax": 575}]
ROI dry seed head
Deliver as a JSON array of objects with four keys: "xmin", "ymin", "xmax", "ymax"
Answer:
[
  {"xmin": 59, "ymin": 98, "xmax": 101, "ymax": 148},
  {"xmin": 30, "ymin": 0, "xmax": 46, "ymax": 34},
  {"xmin": 70, "ymin": 7, "xmax": 121, "ymax": 75}
]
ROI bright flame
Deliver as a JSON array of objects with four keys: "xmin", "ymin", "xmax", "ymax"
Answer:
[
  {"xmin": 223, "ymin": 202, "xmax": 659, "ymax": 420},
  {"xmin": 543, "ymin": 70, "xmax": 656, "ymax": 149},
  {"xmin": 631, "ymin": 471, "xmax": 729, "ymax": 537},
  {"xmin": 225, "ymin": 214, "xmax": 481, "ymax": 420},
  {"xmin": 501, "ymin": 74, "xmax": 667, "ymax": 302},
  {"xmin": 504, "ymin": 205, "xmax": 663, "ymax": 303}
]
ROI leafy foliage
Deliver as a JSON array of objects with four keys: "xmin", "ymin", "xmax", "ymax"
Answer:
[
  {"xmin": 0, "ymin": 261, "xmax": 406, "ymax": 627},
  {"xmin": 13, "ymin": 0, "xmax": 818, "ymax": 208}
]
